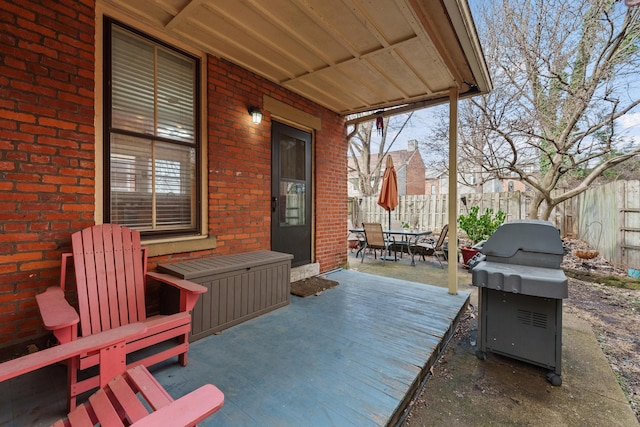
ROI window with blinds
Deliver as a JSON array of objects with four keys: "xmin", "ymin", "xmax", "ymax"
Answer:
[{"xmin": 104, "ymin": 20, "xmax": 200, "ymax": 236}]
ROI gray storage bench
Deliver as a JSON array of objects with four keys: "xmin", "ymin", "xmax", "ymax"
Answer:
[{"xmin": 158, "ymin": 250, "xmax": 293, "ymax": 341}]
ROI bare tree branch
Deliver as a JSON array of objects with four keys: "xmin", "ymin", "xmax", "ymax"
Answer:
[
  {"xmin": 348, "ymin": 113, "xmax": 415, "ymax": 196},
  {"xmin": 427, "ymin": 0, "xmax": 640, "ymax": 219}
]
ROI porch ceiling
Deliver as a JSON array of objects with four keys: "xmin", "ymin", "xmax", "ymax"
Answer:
[{"xmin": 100, "ymin": 0, "xmax": 491, "ymax": 116}]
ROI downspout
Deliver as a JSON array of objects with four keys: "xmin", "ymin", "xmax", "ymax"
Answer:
[{"xmin": 447, "ymin": 87, "xmax": 459, "ymax": 295}]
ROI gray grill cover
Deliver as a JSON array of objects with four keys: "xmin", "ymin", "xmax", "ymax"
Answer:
[
  {"xmin": 481, "ymin": 219, "xmax": 564, "ymax": 268},
  {"xmin": 472, "ymin": 220, "xmax": 568, "ymax": 299}
]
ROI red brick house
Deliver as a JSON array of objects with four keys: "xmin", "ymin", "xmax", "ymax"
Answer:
[
  {"xmin": 348, "ymin": 141, "xmax": 426, "ymax": 196},
  {"xmin": 425, "ymin": 169, "xmax": 446, "ymax": 195},
  {"xmin": 0, "ymin": 0, "xmax": 490, "ymax": 353}
]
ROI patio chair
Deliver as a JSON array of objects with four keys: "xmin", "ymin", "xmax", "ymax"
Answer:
[
  {"xmin": 415, "ymin": 224, "xmax": 449, "ymax": 268},
  {"xmin": 36, "ymin": 224, "xmax": 208, "ymax": 410},
  {"xmin": 0, "ymin": 323, "xmax": 225, "ymax": 427},
  {"xmin": 361, "ymin": 222, "xmax": 396, "ymax": 265}
]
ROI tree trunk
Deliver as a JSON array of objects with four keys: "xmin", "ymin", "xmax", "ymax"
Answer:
[{"xmin": 528, "ymin": 193, "xmax": 543, "ymax": 220}]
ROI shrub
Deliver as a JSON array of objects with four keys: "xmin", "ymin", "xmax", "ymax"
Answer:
[{"xmin": 458, "ymin": 206, "xmax": 506, "ymax": 245}]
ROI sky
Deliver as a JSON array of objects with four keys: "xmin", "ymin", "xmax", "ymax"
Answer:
[
  {"xmin": 386, "ymin": 105, "xmax": 640, "ymax": 147},
  {"xmin": 368, "ymin": 103, "xmax": 640, "ymax": 168},
  {"xmin": 618, "ymin": 112, "xmax": 640, "ymax": 142}
]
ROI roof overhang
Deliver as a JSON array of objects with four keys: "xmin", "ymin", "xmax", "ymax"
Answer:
[{"xmin": 100, "ymin": 0, "xmax": 491, "ymax": 117}]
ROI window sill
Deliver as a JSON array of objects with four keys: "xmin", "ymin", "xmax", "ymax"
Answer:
[{"xmin": 144, "ymin": 234, "xmax": 216, "ymax": 257}]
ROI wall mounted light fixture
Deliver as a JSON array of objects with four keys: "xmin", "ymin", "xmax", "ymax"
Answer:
[{"xmin": 248, "ymin": 106, "xmax": 262, "ymax": 124}]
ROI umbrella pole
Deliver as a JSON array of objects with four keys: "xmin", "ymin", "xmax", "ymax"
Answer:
[{"xmin": 384, "ymin": 210, "xmax": 395, "ymax": 261}]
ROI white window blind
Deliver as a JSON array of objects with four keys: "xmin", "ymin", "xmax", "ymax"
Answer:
[{"xmin": 107, "ymin": 22, "xmax": 198, "ymax": 234}]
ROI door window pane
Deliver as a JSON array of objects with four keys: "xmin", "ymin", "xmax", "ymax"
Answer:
[
  {"xmin": 279, "ymin": 136, "xmax": 306, "ymax": 226},
  {"xmin": 279, "ymin": 181, "xmax": 305, "ymax": 226},
  {"xmin": 280, "ymin": 136, "xmax": 305, "ymax": 180}
]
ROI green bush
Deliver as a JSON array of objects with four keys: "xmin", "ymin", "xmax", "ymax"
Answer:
[{"xmin": 458, "ymin": 206, "xmax": 506, "ymax": 245}]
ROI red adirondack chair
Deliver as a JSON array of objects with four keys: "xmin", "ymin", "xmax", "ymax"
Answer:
[
  {"xmin": 36, "ymin": 224, "xmax": 208, "ymax": 410},
  {"xmin": 0, "ymin": 323, "xmax": 225, "ymax": 426}
]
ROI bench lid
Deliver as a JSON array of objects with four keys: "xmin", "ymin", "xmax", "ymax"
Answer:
[{"xmin": 157, "ymin": 250, "xmax": 293, "ymax": 279}]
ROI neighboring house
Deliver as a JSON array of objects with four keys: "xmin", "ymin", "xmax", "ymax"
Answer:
[
  {"xmin": 426, "ymin": 170, "xmax": 528, "ymax": 194},
  {"xmin": 424, "ymin": 169, "xmax": 477, "ymax": 195},
  {"xmin": 424, "ymin": 169, "xmax": 446, "ymax": 195},
  {"xmin": 502, "ymin": 178, "xmax": 528, "ymax": 193},
  {"xmin": 0, "ymin": 1, "xmax": 490, "ymax": 354},
  {"xmin": 348, "ymin": 141, "xmax": 426, "ymax": 197}
]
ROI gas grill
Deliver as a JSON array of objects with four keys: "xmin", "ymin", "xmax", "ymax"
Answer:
[{"xmin": 472, "ymin": 220, "xmax": 568, "ymax": 386}]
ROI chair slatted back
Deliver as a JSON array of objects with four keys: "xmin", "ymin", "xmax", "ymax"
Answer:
[
  {"xmin": 363, "ymin": 223, "xmax": 386, "ymax": 248},
  {"xmin": 72, "ymin": 224, "xmax": 148, "ymax": 337},
  {"xmin": 435, "ymin": 224, "xmax": 449, "ymax": 249}
]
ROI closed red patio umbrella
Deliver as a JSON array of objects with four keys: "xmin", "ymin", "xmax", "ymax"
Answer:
[{"xmin": 378, "ymin": 155, "xmax": 398, "ymax": 230}]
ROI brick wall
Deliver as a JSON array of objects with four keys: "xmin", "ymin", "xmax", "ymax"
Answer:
[
  {"xmin": 202, "ymin": 56, "xmax": 348, "ymax": 270},
  {"xmin": 0, "ymin": 0, "xmax": 96, "ymax": 351},
  {"xmin": 425, "ymin": 178, "xmax": 440, "ymax": 195},
  {"xmin": 0, "ymin": 2, "xmax": 348, "ymax": 351},
  {"xmin": 406, "ymin": 152, "xmax": 426, "ymax": 195},
  {"xmin": 313, "ymin": 112, "xmax": 348, "ymax": 271}
]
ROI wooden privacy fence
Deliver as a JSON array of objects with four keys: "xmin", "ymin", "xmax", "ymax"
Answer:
[
  {"xmin": 349, "ymin": 192, "xmax": 527, "ymax": 236},
  {"xmin": 348, "ymin": 180, "xmax": 640, "ymax": 270},
  {"xmin": 572, "ymin": 180, "xmax": 640, "ymax": 271}
]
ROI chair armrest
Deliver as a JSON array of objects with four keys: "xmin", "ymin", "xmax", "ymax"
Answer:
[
  {"xmin": 131, "ymin": 384, "xmax": 225, "ymax": 427},
  {"xmin": 146, "ymin": 271, "xmax": 207, "ymax": 312},
  {"xmin": 415, "ymin": 241, "xmax": 435, "ymax": 249},
  {"xmin": 35, "ymin": 287, "xmax": 79, "ymax": 332},
  {"xmin": 147, "ymin": 271, "xmax": 207, "ymax": 294},
  {"xmin": 416, "ymin": 236, "xmax": 435, "ymax": 244},
  {"xmin": 0, "ymin": 323, "xmax": 146, "ymax": 383}
]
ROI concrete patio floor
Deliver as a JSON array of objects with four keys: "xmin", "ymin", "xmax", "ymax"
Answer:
[{"xmin": 352, "ymin": 249, "xmax": 639, "ymax": 426}]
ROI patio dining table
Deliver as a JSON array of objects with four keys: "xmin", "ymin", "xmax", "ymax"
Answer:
[{"xmin": 350, "ymin": 228, "xmax": 432, "ymax": 266}]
